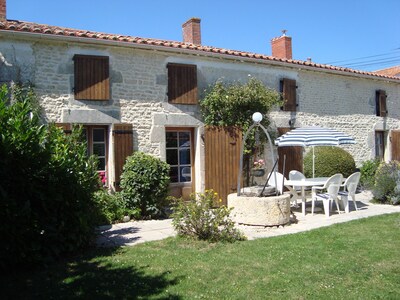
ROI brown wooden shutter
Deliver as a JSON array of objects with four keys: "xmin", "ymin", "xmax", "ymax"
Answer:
[
  {"xmin": 277, "ymin": 127, "xmax": 303, "ymax": 179},
  {"xmin": 378, "ymin": 90, "xmax": 387, "ymax": 117},
  {"xmin": 282, "ymin": 78, "xmax": 297, "ymax": 111},
  {"xmin": 167, "ymin": 63, "xmax": 198, "ymax": 104},
  {"xmin": 55, "ymin": 123, "xmax": 72, "ymax": 134},
  {"xmin": 391, "ymin": 130, "xmax": 400, "ymax": 161},
  {"xmin": 74, "ymin": 55, "xmax": 110, "ymax": 100},
  {"xmin": 113, "ymin": 123, "xmax": 133, "ymax": 190}
]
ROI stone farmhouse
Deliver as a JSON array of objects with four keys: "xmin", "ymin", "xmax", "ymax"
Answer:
[{"xmin": 1, "ymin": 0, "xmax": 399, "ymax": 200}]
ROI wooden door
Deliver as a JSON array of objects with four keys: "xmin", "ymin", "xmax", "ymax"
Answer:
[
  {"xmin": 277, "ymin": 127, "xmax": 303, "ymax": 178},
  {"xmin": 205, "ymin": 126, "xmax": 242, "ymax": 205},
  {"xmin": 392, "ymin": 130, "xmax": 400, "ymax": 161}
]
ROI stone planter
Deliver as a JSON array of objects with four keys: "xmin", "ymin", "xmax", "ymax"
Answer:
[{"xmin": 227, "ymin": 193, "xmax": 290, "ymax": 226}]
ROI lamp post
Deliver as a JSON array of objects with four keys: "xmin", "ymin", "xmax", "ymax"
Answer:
[{"xmin": 237, "ymin": 112, "xmax": 277, "ymax": 196}]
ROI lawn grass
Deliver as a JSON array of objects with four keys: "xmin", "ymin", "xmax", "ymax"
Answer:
[{"xmin": 2, "ymin": 213, "xmax": 400, "ymax": 299}]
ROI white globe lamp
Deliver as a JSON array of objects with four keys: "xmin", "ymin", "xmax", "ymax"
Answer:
[{"xmin": 252, "ymin": 112, "xmax": 263, "ymax": 124}]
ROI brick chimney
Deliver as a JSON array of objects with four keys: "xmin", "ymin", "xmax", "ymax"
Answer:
[
  {"xmin": 271, "ymin": 30, "xmax": 292, "ymax": 59},
  {"xmin": 0, "ymin": 0, "xmax": 6, "ymax": 21},
  {"xmin": 182, "ymin": 17, "xmax": 201, "ymax": 45}
]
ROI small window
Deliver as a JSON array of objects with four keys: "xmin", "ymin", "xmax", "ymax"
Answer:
[
  {"xmin": 376, "ymin": 90, "xmax": 387, "ymax": 117},
  {"xmin": 74, "ymin": 55, "xmax": 110, "ymax": 100},
  {"xmin": 83, "ymin": 126, "xmax": 108, "ymax": 171},
  {"xmin": 166, "ymin": 129, "xmax": 193, "ymax": 183},
  {"xmin": 167, "ymin": 63, "xmax": 197, "ymax": 104},
  {"xmin": 375, "ymin": 131, "xmax": 385, "ymax": 160},
  {"xmin": 280, "ymin": 78, "xmax": 297, "ymax": 111}
]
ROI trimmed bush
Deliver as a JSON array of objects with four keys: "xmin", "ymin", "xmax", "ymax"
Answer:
[
  {"xmin": 120, "ymin": 152, "xmax": 170, "ymax": 218},
  {"xmin": 372, "ymin": 161, "xmax": 400, "ymax": 204},
  {"xmin": 359, "ymin": 158, "xmax": 381, "ymax": 189},
  {"xmin": 304, "ymin": 146, "xmax": 356, "ymax": 178},
  {"xmin": 92, "ymin": 190, "xmax": 140, "ymax": 225},
  {"xmin": 171, "ymin": 190, "xmax": 246, "ymax": 243},
  {"xmin": 0, "ymin": 84, "xmax": 100, "ymax": 269}
]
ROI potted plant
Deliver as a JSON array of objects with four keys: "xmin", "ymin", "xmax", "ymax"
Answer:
[{"xmin": 251, "ymin": 159, "xmax": 265, "ymax": 177}]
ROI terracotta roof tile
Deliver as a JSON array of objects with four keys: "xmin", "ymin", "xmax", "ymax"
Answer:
[{"xmin": 1, "ymin": 19, "xmax": 399, "ymax": 81}]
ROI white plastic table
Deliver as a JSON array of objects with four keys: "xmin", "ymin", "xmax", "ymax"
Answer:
[{"xmin": 284, "ymin": 177, "xmax": 329, "ymax": 216}]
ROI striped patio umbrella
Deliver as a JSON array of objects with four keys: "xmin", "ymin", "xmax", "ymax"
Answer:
[{"xmin": 275, "ymin": 126, "xmax": 356, "ymax": 177}]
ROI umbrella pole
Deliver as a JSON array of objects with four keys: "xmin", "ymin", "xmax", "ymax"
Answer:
[{"xmin": 312, "ymin": 146, "xmax": 315, "ymax": 178}]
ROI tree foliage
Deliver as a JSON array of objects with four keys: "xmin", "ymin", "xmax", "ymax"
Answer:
[
  {"xmin": 0, "ymin": 84, "xmax": 100, "ymax": 269},
  {"xmin": 200, "ymin": 77, "xmax": 282, "ymax": 130}
]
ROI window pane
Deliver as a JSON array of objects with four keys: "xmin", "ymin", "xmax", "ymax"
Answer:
[
  {"xmin": 93, "ymin": 129, "xmax": 105, "ymax": 142},
  {"xmin": 180, "ymin": 166, "xmax": 191, "ymax": 182},
  {"xmin": 93, "ymin": 144, "xmax": 105, "ymax": 157},
  {"xmin": 179, "ymin": 148, "xmax": 191, "ymax": 165},
  {"xmin": 166, "ymin": 149, "xmax": 178, "ymax": 165},
  {"xmin": 97, "ymin": 158, "xmax": 106, "ymax": 171},
  {"xmin": 375, "ymin": 132, "xmax": 384, "ymax": 158},
  {"xmin": 166, "ymin": 132, "xmax": 178, "ymax": 148},
  {"xmin": 179, "ymin": 132, "xmax": 190, "ymax": 147},
  {"xmin": 169, "ymin": 167, "xmax": 179, "ymax": 183}
]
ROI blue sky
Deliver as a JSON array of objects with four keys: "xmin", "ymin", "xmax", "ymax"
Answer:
[{"xmin": 7, "ymin": 0, "xmax": 400, "ymax": 71}]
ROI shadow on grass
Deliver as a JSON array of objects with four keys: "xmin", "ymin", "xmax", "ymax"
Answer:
[{"xmin": 1, "ymin": 247, "xmax": 182, "ymax": 299}]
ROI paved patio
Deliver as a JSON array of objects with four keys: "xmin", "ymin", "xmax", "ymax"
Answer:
[{"xmin": 96, "ymin": 190, "xmax": 400, "ymax": 247}]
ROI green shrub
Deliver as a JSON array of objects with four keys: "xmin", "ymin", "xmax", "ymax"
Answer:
[
  {"xmin": 92, "ymin": 190, "xmax": 140, "ymax": 225},
  {"xmin": 359, "ymin": 158, "xmax": 381, "ymax": 189},
  {"xmin": 0, "ymin": 84, "xmax": 100, "ymax": 269},
  {"xmin": 171, "ymin": 190, "xmax": 246, "ymax": 243},
  {"xmin": 304, "ymin": 146, "xmax": 356, "ymax": 178},
  {"xmin": 120, "ymin": 152, "xmax": 170, "ymax": 218},
  {"xmin": 372, "ymin": 161, "xmax": 400, "ymax": 204}
]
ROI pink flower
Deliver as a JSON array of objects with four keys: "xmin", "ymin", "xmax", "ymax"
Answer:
[{"xmin": 253, "ymin": 159, "xmax": 265, "ymax": 169}]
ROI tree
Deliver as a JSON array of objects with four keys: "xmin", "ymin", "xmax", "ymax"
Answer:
[
  {"xmin": 200, "ymin": 77, "xmax": 282, "ymax": 131},
  {"xmin": 0, "ymin": 84, "xmax": 100, "ymax": 269}
]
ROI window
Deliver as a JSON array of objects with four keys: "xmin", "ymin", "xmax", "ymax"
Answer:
[
  {"xmin": 167, "ymin": 63, "xmax": 197, "ymax": 104},
  {"xmin": 280, "ymin": 78, "xmax": 297, "ymax": 111},
  {"xmin": 375, "ymin": 131, "xmax": 385, "ymax": 160},
  {"xmin": 166, "ymin": 129, "xmax": 193, "ymax": 183},
  {"xmin": 83, "ymin": 126, "xmax": 108, "ymax": 171},
  {"xmin": 73, "ymin": 55, "xmax": 110, "ymax": 100},
  {"xmin": 376, "ymin": 90, "xmax": 387, "ymax": 117}
]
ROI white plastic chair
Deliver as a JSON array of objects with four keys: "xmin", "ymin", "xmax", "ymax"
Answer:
[
  {"xmin": 338, "ymin": 172, "xmax": 361, "ymax": 212},
  {"xmin": 268, "ymin": 171, "xmax": 297, "ymax": 206},
  {"xmin": 311, "ymin": 173, "xmax": 343, "ymax": 217},
  {"xmin": 288, "ymin": 170, "xmax": 307, "ymax": 207}
]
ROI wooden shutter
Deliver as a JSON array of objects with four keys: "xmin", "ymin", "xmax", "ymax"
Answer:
[
  {"xmin": 391, "ymin": 130, "xmax": 400, "ymax": 161},
  {"xmin": 74, "ymin": 55, "xmax": 110, "ymax": 100},
  {"xmin": 167, "ymin": 63, "xmax": 198, "ymax": 104},
  {"xmin": 277, "ymin": 127, "xmax": 303, "ymax": 179},
  {"xmin": 113, "ymin": 123, "xmax": 133, "ymax": 190},
  {"xmin": 281, "ymin": 78, "xmax": 297, "ymax": 111},
  {"xmin": 377, "ymin": 90, "xmax": 387, "ymax": 117}
]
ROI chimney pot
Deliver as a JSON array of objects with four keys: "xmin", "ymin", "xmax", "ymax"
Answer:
[
  {"xmin": 271, "ymin": 31, "xmax": 292, "ymax": 60},
  {"xmin": 0, "ymin": 0, "xmax": 6, "ymax": 21},
  {"xmin": 182, "ymin": 17, "xmax": 201, "ymax": 45}
]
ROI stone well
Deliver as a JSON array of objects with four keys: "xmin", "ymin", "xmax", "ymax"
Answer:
[{"xmin": 227, "ymin": 192, "xmax": 290, "ymax": 226}]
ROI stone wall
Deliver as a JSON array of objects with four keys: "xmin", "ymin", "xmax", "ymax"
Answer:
[{"xmin": 1, "ymin": 35, "xmax": 399, "ymax": 189}]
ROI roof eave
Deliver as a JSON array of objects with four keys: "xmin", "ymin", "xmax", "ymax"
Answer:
[{"xmin": 1, "ymin": 29, "xmax": 399, "ymax": 84}]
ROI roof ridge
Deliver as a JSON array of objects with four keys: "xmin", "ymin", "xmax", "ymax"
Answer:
[{"xmin": 1, "ymin": 19, "xmax": 399, "ymax": 81}]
